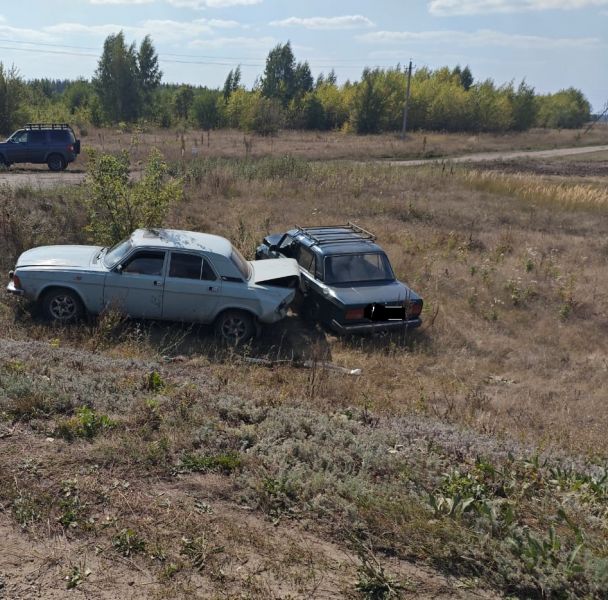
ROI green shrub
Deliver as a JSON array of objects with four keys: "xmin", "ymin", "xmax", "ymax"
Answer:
[
  {"xmin": 55, "ymin": 406, "xmax": 115, "ymax": 441},
  {"xmin": 85, "ymin": 148, "xmax": 182, "ymax": 245}
]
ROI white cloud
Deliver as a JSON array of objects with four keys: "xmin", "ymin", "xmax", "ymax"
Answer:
[
  {"xmin": 359, "ymin": 28, "xmax": 601, "ymax": 49},
  {"xmin": 44, "ymin": 18, "xmax": 244, "ymax": 42},
  {"xmin": 189, "ymin": 35, "xmax": 273, "ymax": 49},
  {"xmin": 428, "ymin": 0, "xmax": 608, "ymax": 16},
  {"xmin": 167, "ymin": 0, "xmax": 262, "ymax": 7},
  {"xmin": 270, "ymin": 15, "xmax": 375, "ymax": 29},
  {"xmin": 0, "ymin": 23, "xmax": 57, "ymax": 42}
]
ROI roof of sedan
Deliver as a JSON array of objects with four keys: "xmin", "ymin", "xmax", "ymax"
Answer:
[{"xmin": 131, "ymin": 229, "xmax": 232, "ymax": 256}]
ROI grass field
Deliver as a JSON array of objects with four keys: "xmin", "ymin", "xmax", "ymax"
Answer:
[{"xmin": 1, "ymin": 133, "xmax": 608, "ymax": 598}]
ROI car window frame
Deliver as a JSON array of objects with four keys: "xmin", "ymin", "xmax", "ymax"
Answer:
[
  {"xmin": 323, "ymin": 252, "xmax": 395, "ymax": 285},
  {"xmin": 167, "ymin": 251, "xmax": 218, "ymax": 282},
  {"xmin": 119, "ymin": 249, "xmax": 167, "ymax": 277},
  {"xmin": 296, "ymin": 245, "xmax": 316, "ymax": 275}
]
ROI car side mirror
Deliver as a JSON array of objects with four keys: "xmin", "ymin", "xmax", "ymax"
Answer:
[
  {"xmin": 267, "ymin": 244, "xmax": 278, "ymax": 252},
  {"xmin": 115, "ymin": 264, "xmax": 123, "ymax": 274}
]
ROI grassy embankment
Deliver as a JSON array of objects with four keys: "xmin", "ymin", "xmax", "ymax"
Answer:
[{"xmin": 1, "ymin": 148, "xmax": 608, "ymax": 598}]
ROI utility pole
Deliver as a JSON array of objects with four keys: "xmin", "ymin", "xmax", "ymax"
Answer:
[{"xmin": 401, "ymin": 60, "xmax": 412, "ymax": 140}]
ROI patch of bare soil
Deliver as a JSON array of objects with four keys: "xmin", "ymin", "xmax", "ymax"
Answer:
[{"xmin": 473, "ymin": 158, "xmax": 608, "ymax": 177}]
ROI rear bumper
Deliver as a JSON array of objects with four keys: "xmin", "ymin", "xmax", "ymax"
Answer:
[
  {"xmin": 6, "ymin": 281, "xmax": 24, "ymax": 296},
  {"xmin": 330, "ymin": 317, "xmax": 422, "ymax": 335}
]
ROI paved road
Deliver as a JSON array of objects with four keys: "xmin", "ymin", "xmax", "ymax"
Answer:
[{"xmin": 1, "ymin": 144, "xmax": 607, "ymax": 189}]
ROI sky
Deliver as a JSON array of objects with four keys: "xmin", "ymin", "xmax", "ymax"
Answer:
[{"xmin": 0, "ymin": 0, "xmax": 606, "ymax": 111}]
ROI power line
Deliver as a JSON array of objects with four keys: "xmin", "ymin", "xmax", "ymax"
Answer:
[{"xmin": 0, "ymin": 36, "xmax": 409, "ymax": 70}]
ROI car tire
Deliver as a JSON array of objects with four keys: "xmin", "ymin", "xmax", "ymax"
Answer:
[
  {"xmin": 215, "ymin": 310, "xmax": 256, "ymax": 345},
  {"xmin": 47, "ymin": 154, "xmax": 65, "ymax": 172},
  {"xmin": 0, "ymin": 155, "xmax": 8, "ymax": 168},
  {"xmin": 41, "ymin": 288, "xmax": 84, "ymax": 324}
]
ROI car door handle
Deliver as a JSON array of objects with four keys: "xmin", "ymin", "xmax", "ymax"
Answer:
[
  {"xmin": 208, "ymin": 285, "xmax": 220, "ymax": 292},
  {"xmin": 153, "ymin": 280, "xmax": 163, "ymax": 287}
]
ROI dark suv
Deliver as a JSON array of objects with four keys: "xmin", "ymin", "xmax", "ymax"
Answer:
[
  {"xmin": 256, "ymin": 223, "xmax": 423, "ymax": 335},
  {"xmin": 0, "ymin": 123, "xmax": 81, "ymax": 171}
]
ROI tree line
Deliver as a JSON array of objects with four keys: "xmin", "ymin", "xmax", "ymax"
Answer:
[{"xmin": 0, "ymin": 34, "xmax": 592, "ymax": 136}]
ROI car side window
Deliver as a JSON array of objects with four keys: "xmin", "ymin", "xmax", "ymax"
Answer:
[
  {"xmin": 11, "ymin": 131, "xmax": 27, "ymax": 143},
  {"xmin": 122, "ymin": 251, "xmax": 165, "ymax": 275},
  {"xmin": 169, "ymin": 252, "xmax": 217, "ymax": 281},
  {"xmin": 297, "ymin": 246, "xmax": 316, "ymax": 273},
  {"xmin": 28, "ymin": 131, "xmax": 47, "ymax": 144},
  {"xmin": 49, "ymin": 130, "xmax": 70, "ymax": 143}
]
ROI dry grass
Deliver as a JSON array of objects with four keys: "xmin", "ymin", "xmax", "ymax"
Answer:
[
  {"xmin": 59, "ymin": 124, "xmax": 608, "ymax": 168},
  {"xmin": 460, "ymin": 169, "xmax": 608, "ymax": 208},
  {"xmin": 1, "ymin": 143, "xmax": 608, "ymax": 598}
]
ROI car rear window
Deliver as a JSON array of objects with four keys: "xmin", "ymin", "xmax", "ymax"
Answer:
[
  {"xmin": 230, "ymin": 247, "xmax": 250, "ymax": 280},
  {"xmin": 324, "ymin": 253, "xmax": 394, "ymax": 284}
]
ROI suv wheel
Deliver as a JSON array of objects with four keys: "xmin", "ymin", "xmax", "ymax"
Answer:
[
  {"xmin": 41, "ymin": 288, "xmax": 84, "ymax": 324},
  {"xmin": 215, "ymin": 310, "xmax": 255, "ymax": 345},
  {"xmin": 47, "ymin": 154, "xmax": 65, "ymax": 172},
  {"xmin": 0, "ymin": 155, "xmax": 8, "ymax": 168}
]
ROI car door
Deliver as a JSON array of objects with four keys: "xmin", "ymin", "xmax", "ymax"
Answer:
[
  {"xmin": 162, "ymin": 251, "xmax": 221, "ymax": 323},
  {"xmin": 26, "ymin": 130, "xmax": 48, "ymax": 163},
  {"xmin": 103, "ymin": 250, "xmax": 166, "ymax": 319},
  {"xmin": 5, "ymin": 130, "xmax": 28, "ymax": 163}
]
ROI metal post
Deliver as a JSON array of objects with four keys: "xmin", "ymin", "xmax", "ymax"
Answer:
[{"xmin": 401, "ymin": 60, "xmax": 413, "ymax": 140}]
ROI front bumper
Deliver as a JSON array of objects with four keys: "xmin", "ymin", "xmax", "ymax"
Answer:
[
  {"xmin": 330, "ymin": 317, "xmax": 422, "ymax": 335},
  {"xmin": 6, "ymin": 281, "xmax": 24, "ymax": 296}
]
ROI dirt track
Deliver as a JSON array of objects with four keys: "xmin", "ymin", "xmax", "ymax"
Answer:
[
  {"xmin": 1, "ymin": 144, "xmax": 607, "ymax": 189},
  {"xmin": 387, "ymin": 144, "xmax": 608, "ymax": 167}
]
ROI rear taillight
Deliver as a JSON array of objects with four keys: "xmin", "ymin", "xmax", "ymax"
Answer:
[
  {"xmin": 12, "ymin": 274, "xmax": 22, "ymax": 289},
  {"xmin": 407, "ymin": 301, "xmax": 423, "ymax": 318},
  {"xmin": 345, "ymin": 308, "xmax": 365, "ymax": 320},
  {"xmin": 67, "ymin": 144, "xmax": 74, "ymax": 152}
]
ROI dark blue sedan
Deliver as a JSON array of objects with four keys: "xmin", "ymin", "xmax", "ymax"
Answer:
[{"xmin": 256, "ymin": 223, "xmax": 423, "ymax": 335}]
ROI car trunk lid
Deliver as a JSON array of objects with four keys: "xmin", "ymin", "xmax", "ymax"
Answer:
[{"xmin": 249, "ymin": 258, "xmax": 300, "ymax": 286}]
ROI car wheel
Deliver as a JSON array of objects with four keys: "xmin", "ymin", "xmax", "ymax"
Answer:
[
  {"xmin": 215, "ymin": 310, "xmax": 256, "ymax": 345},
  {"xmin": 41, "ymin": 289, "xmax": 84, "ymax": 324},
  {"xmin": 47, "ymin": 154, "xmax": 65, "ymax": 172}
]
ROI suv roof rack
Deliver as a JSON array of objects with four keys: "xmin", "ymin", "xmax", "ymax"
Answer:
[
  {"xmin": 24, "ymin": 123, "xmax": 72, "ymax": 130},
  {"xmin": 294, "ymin": 222, "xmax": 377, "ymax": 246}
]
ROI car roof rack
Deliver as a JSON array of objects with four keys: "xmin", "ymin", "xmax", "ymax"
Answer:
[
  {"xmin": 294, "ymin": 222, "xmax": 377, "ymax": 246},
  {"xmin": 24, "ymin": 123, "xmax": 72, "ymax": 130}
]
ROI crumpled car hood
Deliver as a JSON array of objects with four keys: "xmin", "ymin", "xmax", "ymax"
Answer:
[
  {"xmin": 16, "ymin": 245, "xmax": 103, "ymax": 269},
  {"xmin": 249, "ymin": 258, "xmax": 300, "ymax": 285},
  {"xmin": 330, "ymin": 280, "xmax": 421, "ymax": 306}
]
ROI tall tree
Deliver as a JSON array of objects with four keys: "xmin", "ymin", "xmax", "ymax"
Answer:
[
  {"xmin": 260, "ymin": 42, "xmax": 296, "ymax": 106},
  {"xmin": 222, "ymin": 65, "xmax": 241, "ymax": 102},
  {"xmin": 173, "ymin": 85, "xmax": 194, "ymax": 121},
  {"xmin": 352, "ymin": 69, "xmax": 386, "ymax": 134},
  {"xmin": 460, "ymin": 66, "xmax": 474, "ymax": 91},
  {"xmin": 0, "ymin": 63, "xmax": 26, "ymax": 135},
  {"xmin": 138, "ymin": 35, "xmax": 162, "ymax": 115},
  {"xmin": 93, "ymin": 32, "xmax": 141, "ymax": 122},
  {"xmin": 294, "ymin": 61, "xmax": 313, "ymax": 98}
]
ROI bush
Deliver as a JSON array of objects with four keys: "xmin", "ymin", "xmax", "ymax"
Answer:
[{"xmin": 85, "ymin": 148, "xmax": 182, "ymax": 245}]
